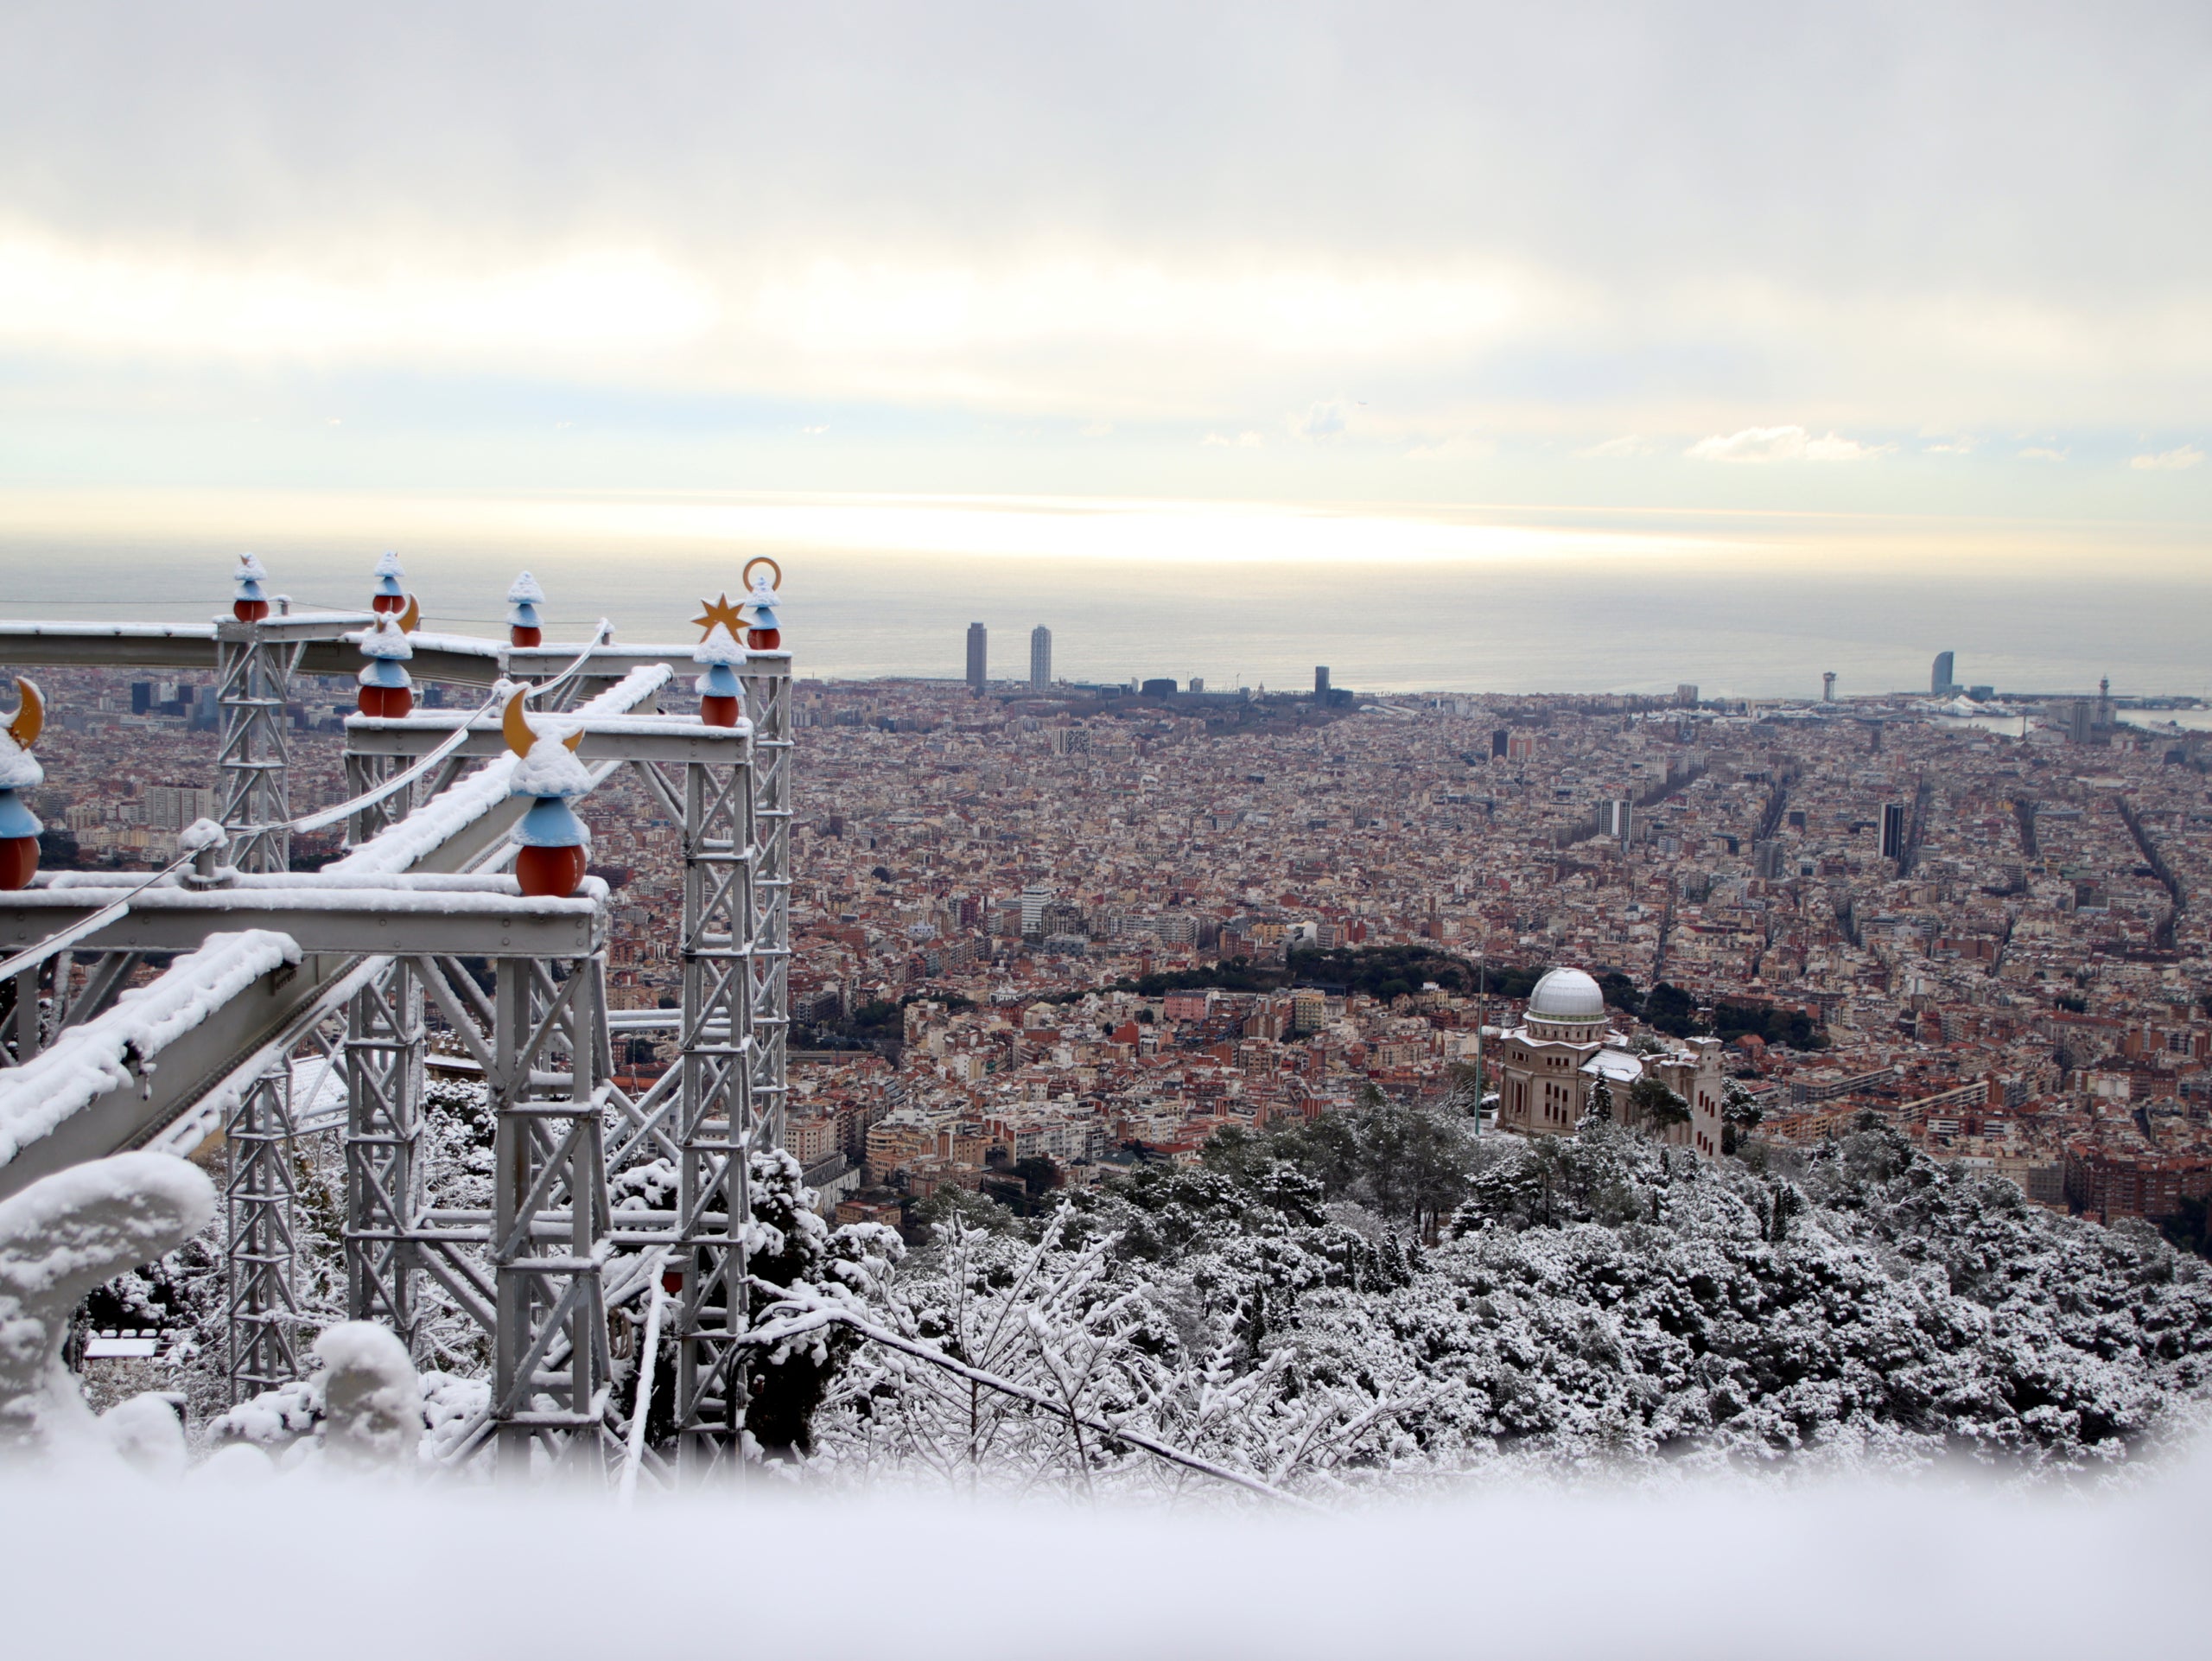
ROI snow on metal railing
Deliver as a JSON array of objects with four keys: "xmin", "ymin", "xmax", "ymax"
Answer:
[
  {"xmin": 0, "ymin": 930, "xmax": 302, "ymax": 1169},
  {"xmin": 331, "ymin": 662, "xmax": 671, "ymax": 876},
  {"xmin": 0, "ymin": 628, "xmax": 624, "ymax": 982}
]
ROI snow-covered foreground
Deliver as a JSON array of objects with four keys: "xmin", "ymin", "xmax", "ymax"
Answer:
[{"xmin": 0, "ymin": 1449, "xmax": 2204, "ymax": 1658}]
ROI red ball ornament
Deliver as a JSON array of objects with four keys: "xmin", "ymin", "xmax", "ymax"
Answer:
[
  {"xmin": 233, "ymin": 599, "xmax": 270, "ymax": 622},
  {"xmin": 0, "ymin": 836, "xmax": 36, "ymax": 890},
  {"xmin": 746, "ymin": 626, "xmax": 780, "ymax": 650},
  {"xmin": 515, "ymin": 843, "xmax": 588, "ymax": 899},
  {"xmin": 372, "ymin": 593, "xmax": 406, "ymax": 614},
  {"xmin": 511, "ymin": 625, "xmax": 543, "ymax": 647},
  {"xmin": 356, "ymin": 684, "xmax": 415, "ymax": 718},
  {"xmin": 700, "ymin": 693, "xmax": 741, "ymax": 728}
]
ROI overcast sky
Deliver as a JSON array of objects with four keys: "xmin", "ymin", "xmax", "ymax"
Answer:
[{"xmin": 0, "ymin": 3, "xmax": 2206, "ymax": 552}]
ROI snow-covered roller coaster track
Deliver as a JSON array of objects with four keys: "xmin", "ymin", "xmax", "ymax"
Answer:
[
  {"xmin": 0, "ymin": 595, "xmax": 794, "ymax": 1465},
  {"xmin": 0, "ymin": 665, "xmax": 681, "ymax": 1199}
]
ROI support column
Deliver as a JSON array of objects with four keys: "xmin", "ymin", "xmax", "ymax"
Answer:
[
  {"xmin": 214, "ymin": 622, "xmax": 291, "ymax": 874},
  {"xmin": 672, "ymin": 750, "xmax": 756, "ymax": 1468},
  {"xmin": 343, "ymin": 752, "xmax": 408, "ymax": 849},
  {"xmin": 224, "ymin": 1068, "xmax": 301, "ymax": 1400},
  {"xmin": 490, "ymin": 956, "xmax": 613, "ymax": 1475},
  {"xmin": 344, "ymin": 961, "xmax": 423, "ymax": 1352},
  {"xmin": 217, "ymin": 615, "xmax": 299, "ymax": 1397},
  {"xmin": 737, "ymin": 652, "xmax": 791, "ymax": 1147}
]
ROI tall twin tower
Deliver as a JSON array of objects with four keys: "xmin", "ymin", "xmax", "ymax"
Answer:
[{"xmin": 965, "ymin": 622, "xmax": 1052, "ymax": 693}]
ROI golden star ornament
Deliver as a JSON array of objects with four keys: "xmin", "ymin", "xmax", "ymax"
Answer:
[{"xmin": 692, "ymin": 593, "xmax": 747, "ymax": 639}]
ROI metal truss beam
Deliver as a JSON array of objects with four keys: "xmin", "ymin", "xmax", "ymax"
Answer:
[
  {"xmin": 0, "ymin": 620, "xmax": 721, "ymax": 691},
  {"xmin": 0, "ymin": 884, "xmax": 608, "ymax": 958},
  {"xmin": 0, "ymin": 946, "xmax": 356, "ymax": 1201},
  {"xmin": 346, "ymin": 713, "xmax": 747, "ymax": 767}
]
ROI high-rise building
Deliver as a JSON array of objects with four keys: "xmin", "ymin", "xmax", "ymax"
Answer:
[
  {"xmin": 1598, "ymin": 800, "xmax": 1634, "ymax": 843},
  {"xmin": 1188, "ymin": 678, "xmax": 1204, "ymax": 694},
  {"xmin": 1491, "ymin": 729, "xmax": 1509, "ymax": 759},
  {"xmin": 1029, "ymin": 625, "xmax": 1051, "ymax": 689},
  {"xmin": 966, "ymin": 622, "xmax": 988, "ymax": 694},
  {"xmin": 1314, "ymin": 665, "xmax": 1331, "ymax": 698},
  {"xmin": 1675, "ymin": 684, "xmax": 1699, "ymax": 708},
  {"xmin": 1821, "ymin": 671, "xmax": 1836, "ymax": 702},
  {"xmin": 145, "ymin": 783, "xmax": 218, "ymax": 831},
  {"xmin": 1931, "ymin": 651, "xmax": 1955, "ymax": 697},
  {"xmin": 1020, "ymin": 883, "xmax": 1054, "ymax": 936},
  {"xmin": 1880, "ymin": 802, "xmax": 1907, "ymax": 862}
]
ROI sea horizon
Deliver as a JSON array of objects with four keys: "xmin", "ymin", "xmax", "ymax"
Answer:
[{"xmin": 0, "ymin": 487, "xmax": 2204, "ymax": 703}]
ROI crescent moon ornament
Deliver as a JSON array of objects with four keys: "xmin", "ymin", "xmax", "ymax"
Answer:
[
  {"xmin": 742, "ymin": 556, "xmax": 783, "ymax": 591},
  {"xmin": 6, "ymin": 678, "xmax": 41, "ymax": 748},
  {"xmin": 502, "ymin": 686, "xmax": 585, "ymax": 757},
  {"xmin": 398, "ymin": 594, "xmax": 421, "ymax": 633},
  {"xmin": 502, "ymin": 688, "xmax": 537, "ymax": 758}
]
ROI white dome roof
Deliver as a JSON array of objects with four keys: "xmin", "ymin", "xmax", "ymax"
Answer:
[{"xmin": 1528, "ymin": 966, "xmax": 1606, "ymax": 1023}]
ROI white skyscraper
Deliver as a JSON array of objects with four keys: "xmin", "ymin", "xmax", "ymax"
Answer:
[
  {"xmin": 1030, "ymin": 625, "xmax": 1052, "ymax": 689},
  {"xmin": 1020, "ymin": 882, "xmax": 1053, "ymax": 935}
]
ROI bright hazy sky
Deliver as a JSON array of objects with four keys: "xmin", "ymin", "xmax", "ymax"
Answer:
[{"xmin": 1, "ymin": 3, "xmax": 2207, "ymax": 557}]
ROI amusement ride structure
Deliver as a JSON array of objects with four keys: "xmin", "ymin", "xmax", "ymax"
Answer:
[{"xmin": 0, "ymin": 556, "xmax": 795, "ymax": 1475}]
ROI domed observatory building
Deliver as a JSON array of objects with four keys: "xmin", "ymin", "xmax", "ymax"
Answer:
[{"xmin": 1490, "ymin": 966, "xmax": 1727, "ymax": 1159}]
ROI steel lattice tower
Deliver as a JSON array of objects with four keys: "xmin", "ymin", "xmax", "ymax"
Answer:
[
  {"xmin": 490, "ymin": 955, "xmax": 614, "ymax": 1473},
  {"xmin": 214, "ymin": 619, "xmax": 292, "ymax": 875},
  {"xmin": 224, "ymin": 1069, "xmax": 302, "ymax": 1397},
  {"xmin": 740, "ymin": 652, "xmax": 791, "ymax": 1147},
  {"xmin": 343, "ymin": 959, "xmax": 424, "ymax": 1352},
  {"xmin": 217, "ymin": 614, "xmax": 301, "ymax": 1398},
  {"xmin": 671, "ymin": 740, "xmax": 758, "ymax": 1466}
]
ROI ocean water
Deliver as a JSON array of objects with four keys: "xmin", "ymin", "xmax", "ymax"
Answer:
[{"xmin": 0, "ymin": 512, "xmax": 2203, "ymax": 701}]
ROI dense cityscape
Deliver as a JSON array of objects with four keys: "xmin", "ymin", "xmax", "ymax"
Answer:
[{"xmin": 22, "ymin": 626, "xmax": 2212, "ymax": 1253}]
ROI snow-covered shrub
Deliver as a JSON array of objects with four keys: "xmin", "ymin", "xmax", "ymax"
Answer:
[
  {"xmin": 0, "ymin": 1153, "xmax": 214, "ymax": 1459},
  {"xmin": 794, "ymin": 1119, "xmax": 2212, "ymax": 1495}
]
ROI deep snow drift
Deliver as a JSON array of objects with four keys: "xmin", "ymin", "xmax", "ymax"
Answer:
[{"xmin": 0, "ymin": 1445, "xmax": 2206, "ymax": 1659}]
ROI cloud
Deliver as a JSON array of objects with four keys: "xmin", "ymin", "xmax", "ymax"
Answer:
[
  {"xmin": 1406, "ymin": 435, "xmax": 1495, "ymax": 461},
  {"xmin": 0, "ymin": 235, "xmax": 715, "ymax": 365},
  {"xmin": 0, "ymin": 9, "xmax": 2207, "ymax": 496},
  {"xmin": 800, "ymin": 423, "xmax": 830, "ymax": 435},
  {"xmin": 1685, "ymin": 426, "xmax": 1888, "ymax": 464},
  {"xmin": 1293, "ymin": 400, "xmax": 1349, "ymax": 439},
  {"xmin": 2130, "ymin": 443, "xmax": 2203, "ymax": 472},
  {"xmin": 2018, "ymin": 446, "xmax": 2067, "ymax": 461},
  {"xmin": 1202, "ymin": 430, "xmax": 1264, "ymax": 449},
  {"xmin": 1078, "ymin": 421, "xmax": 1113, "ymax": 438},
  {"xmin": 1920, "ymin": 436, "xmax": 1974, "ymax": 455}
]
